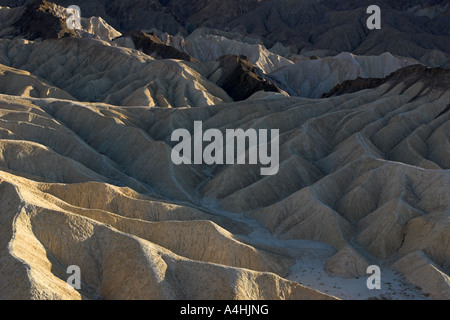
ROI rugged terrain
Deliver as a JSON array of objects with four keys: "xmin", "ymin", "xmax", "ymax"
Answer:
[{"xmin": 0, "ymin": 1, "xmax": 448, "ymax": 300}]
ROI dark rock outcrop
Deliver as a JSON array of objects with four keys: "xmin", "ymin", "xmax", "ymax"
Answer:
[
  {"xmin": 118, "ymin": 30, "xmax": 198, "ymax": 62},
  {"xmin": 10, "ymin": 0, "xmax": 80, "ymax": 40},
  {"xmin": 322, "ymin": 65, "xmax": 450, "ymax": 98},
  {"xmin": 216, "ymin": 54, "xmax": 280, "ymax": 101}
]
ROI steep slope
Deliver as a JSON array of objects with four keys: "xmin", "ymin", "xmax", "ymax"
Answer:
[
  {"xmin": 270, "ymin": 52, "xmax": 418, "ymax": 98},
  {"xmin": 0, "ymin": 63, "xmax": 75, "ymax": 99},
  {"xmin": 323, "ymin": 64, "xmax": 450, "ymax": 98},
  {"xmin": 212, "ymin": 55, "xmax": 281, "ymax": 101},
  {"xmin": 0, "ymin": 0, "xmax": 121, "ymax": 41},
  {"xmin": 114, "ymin": 30, "xmax": 197, "ymax": 62},
  {"xmin": 0, "ymin": 170, "xmax": 332, "ymax": 300},
  {"xmin": 0, "ymin": 36, "xmax": 233, "ymax": 107},
  {"xmin": 183, "ymin": 31, "xmax": 293, "ymax": 74},
  {"xmin": 7, "ymin": 0, "xmax": 80, "ymax": 40}
]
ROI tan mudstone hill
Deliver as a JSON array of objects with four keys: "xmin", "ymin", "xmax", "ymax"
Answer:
[{"xmin": 0, "ymin": 1, "xmax": 448, "ymax": 300}]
